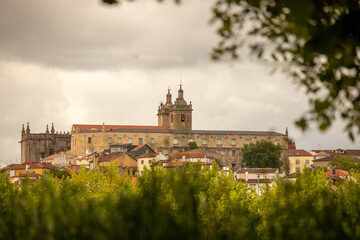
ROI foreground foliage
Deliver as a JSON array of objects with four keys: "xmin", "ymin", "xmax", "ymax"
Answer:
[{"xmin": 1, "ymin": 166, "xmax": 360, "ymax": 239}]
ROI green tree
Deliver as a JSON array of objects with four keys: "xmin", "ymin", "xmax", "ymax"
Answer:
[
  {"xmin": 103, "ymin": 0, "xmax": 360, "ymax": 140},
  {"xmin": 329, "ymin": 155, "xmax": 360, "ymax": 171},
  {"xmin": 185, "ymin": 141, "xmax": 198, "ymax": 151},
  {"xmin": 242, "ymin": 140, "xmax": 282, "ymax": 168}
]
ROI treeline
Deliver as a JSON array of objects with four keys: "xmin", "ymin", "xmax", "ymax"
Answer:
[{"xmin": 1, "ymin": 164, "xmax": 360, "ymax": 239}]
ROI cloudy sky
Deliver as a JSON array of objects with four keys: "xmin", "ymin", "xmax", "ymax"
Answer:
[{"xmin": 0, "ymin": 0, "xmax": 358, "ymax": 166}]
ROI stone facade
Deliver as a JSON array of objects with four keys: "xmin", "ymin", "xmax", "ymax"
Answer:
[
  {"xmin": 70, "ymin": 85, "xmax": 289, "ymax": 170},
  {"xmin": 20, "ymin": 123, "xmax": 71, "ymax": 163}
]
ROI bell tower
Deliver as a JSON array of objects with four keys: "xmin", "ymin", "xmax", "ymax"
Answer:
[{"xmin": 169, "ymin": 84, "xmax": 193, "ymax": 131}]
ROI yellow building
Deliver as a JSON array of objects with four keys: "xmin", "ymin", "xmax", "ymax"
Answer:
[
  {"xmin": 98, "ymin": 152, "xmax": 137, "ymax": 170},
  {"xmin": 288, "ymin": 149, "xmax": 314, "ymax": 173},
  {"xmin": 137, "ymin": 153, "xmax": 156, "ymax": 175}
]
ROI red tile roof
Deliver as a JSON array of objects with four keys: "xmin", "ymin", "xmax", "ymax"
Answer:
[
  {"xmin": 325, "ymin": 169, "xmax": 349, "ymax": 177},
  {"xmin": 138, "ymin": 153, "xmax": 156, "ymax": 158},
  {"xmin": 289, "ymin": 149, "xmax": 312, "ymax": 157},
  {"xmin": 98, "ymin": 152, "xmax": 123, "ymax": 162},
  {"xmin": 42, "ymin": 153, "xmax": 63, "ymax": 160},
  {"xmin": 168, "ymin": 152, "xmax": 205, "ymax": 160},
  {"xmin": 130, "ymin": 144, "xmax": 147, "ymax": 152},
  {"xmin": 72, "ymin": 124, "xmax": 168, "ymax": 132}
]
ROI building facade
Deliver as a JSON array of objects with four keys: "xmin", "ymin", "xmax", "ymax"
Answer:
[
  {"xmin": 70, "ymin": 86, "xmax": 289, "ymax": 169},
  {"xmin": 20, "ymin": 123, "xmax": 71, "ymax": 163}
]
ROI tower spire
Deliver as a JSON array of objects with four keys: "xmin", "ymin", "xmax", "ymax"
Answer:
[
  {"xmin": 45, "ymin": 124, "xmax": 49, "ymax": 134},
  {"xmin": 51, "ymin": 123, "xmax": 55, "ymax": 134},
  {"xmin": 21, "ymin": 124, "xmax": 25, "ymax": 136},
  {"xmin": 166, "ymin": 87, "xmax": 172, "ymax": 104},
  {"xmin": 26, "ymin": 122, "xmax": 30, "ymax": 135}
]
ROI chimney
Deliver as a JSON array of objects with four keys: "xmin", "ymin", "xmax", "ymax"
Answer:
[{"xmin": 332, "ymin": 169, "xmax": 336, "ymax": 175}]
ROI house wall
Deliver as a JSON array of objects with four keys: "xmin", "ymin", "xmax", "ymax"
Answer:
[
  {"xmin": 137, "ymin": 156, "xmax": 155, "ymax": 175},
  {"xmin": 289, "ymin": 156, "xmax": 315, "ymax": 173}
]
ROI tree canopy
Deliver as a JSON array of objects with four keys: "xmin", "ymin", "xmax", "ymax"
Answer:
[
  {"xmin": 103, "ymin": 0, "xmax": 360, "ymax": 141},
  {"xmin": 242, "ymin": 140, "xmax": 282, "ymax": 168},
  {"xmin": 210, "ymin": 0, "xmax": 360, "ymax": 141},
  {"xmin": 329, "ymin": 155, "xmax": 360, "ymax": 171}
]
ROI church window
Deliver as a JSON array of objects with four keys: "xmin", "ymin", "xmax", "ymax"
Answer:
[
  {"xmin": 88, "ymin": 137, "xmax": 91, "ymax": 144},
  {"xmin": 117, "ymin": 137, "xmax": 122, "ymax": 144},
  {"xmin": 202, "ymin": 139, "xmax": 207, "ymax": 146},
  {"xmin": 139, "ymin": 138, "xmax": 143, "ymax": 144},
  {"xmin": 128, "ymin": 138, "xmax": 133, "ymax": 144},
  {"xmin": 150, "ymin": 138, "xmax": 155, "ymax": 144},
  {"xmin": 232, "ymin": 150, "xmax": 236, "ymax": 156},
  {"xmin": 217, "ymin": 139, "xmax": 222, "ymax": 146},
  {"xmin": 173, "ymin": 139, "xmax": 178, "ymax": 145},
  {"xmin": 231, "ymin": 139, "xmax": 236, "ymax": 146},
  {"xmin": 181, "ymin": 114, "xmax": 185, "ymax": 122},
  {"xmin": 108, "ymin": 137, "xmax": 113, "ymax": 144}
]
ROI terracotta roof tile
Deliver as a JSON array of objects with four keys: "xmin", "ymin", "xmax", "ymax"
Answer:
[
  {"xmin": 289, "ymin": 149, "xmax": 312, "ymax": 157},
  {"xmin": 138, "ymin": 153, "xmax": 157, "ymax": 158},
  {"xmin": 325, "ymin": 169, "xmax": 349, "ymax": 177},
  {"xmin": 98, "ymin": 152, "xmax": 123, "ymax": 162},
  {"xmin": 42, "ymin": 153, "xmax": 63, "ymax": 160},
  {"xmin": 72, "ymin": 124, "xmax": 168, "ymax": 132},
  {"xmin": 130, "ymin": 144, "xmax": 147, "ymax": 152}
]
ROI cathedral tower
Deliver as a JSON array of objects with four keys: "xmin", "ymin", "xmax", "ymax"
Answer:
[{"xmin": 157, "ymin": 84, "xmax": 193, "ymax": 130}]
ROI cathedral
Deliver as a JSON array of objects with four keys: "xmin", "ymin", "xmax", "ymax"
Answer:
[
  {"xmin": 21, "ymin": 85, "xmax": 289, "ymax": 168},
  {"xmin": 68, "ymin": 85, "xmax": 289, "ymax": 168}
]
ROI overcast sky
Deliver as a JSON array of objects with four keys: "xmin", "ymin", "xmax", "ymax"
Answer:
[{"xmin": 0, "ymin": 0, "xmax": 358, "ymax": 167}]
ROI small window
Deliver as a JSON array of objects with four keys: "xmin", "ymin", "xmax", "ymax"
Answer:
[
  {"xmin": 170, "ymin": 114, "xmax": 173, "ymax": 123},
  {"xmin": 306, "ymin": 160, "xmax": 310, "ymax": 164},
  {"xmin": 181, "ymin": 114, "xmax": 185, "ymax": 122},
  {"xmin": 217, "ymin": 148, "xmax": 221, "ymax": 154},
  {"xmin": 148, "ymin": 160, "xmax": 151, "ymax": 164},
  {"xmin": 217, "ymin": 139, "xmax": 222, "ymax": 146},
  {"xmin": 139, "ymin": 138, "xmax": 143, "ymax": 144},
  {"xmin": 173, "ymin": 139, "xmax": 178, "ymax": 145},
  {"xmin": 231, "ymin": 139, "xmax": 236, "ymax": 146},
  {"xmin": 84, "ymin": 149, "xmax": 88, "ymax": 155},
  {"xmin": 108, "ymin": 137, "xmax": 113, "ymax": 144},
  {"xmin": 117, "ymin": 137, "xmax": 122, "ymax": 144},
  {"xmin": 128, "ymin": 138, "xmax": 132, "ymax": 144},
  {"xmin": 141, "ymin": 171, "xmax": 144, "ymax": 174},
  {"xmin": 232, "ymin": 150, "xmax": 235, "ymax": 156},
  {"xmin": 88, "ymin": 137, "xmax": 91, "ymax": 143},
  {"xmin": 150, "ymin": 138, "xmax": 155, "ymax": 144},
  {"xmin": 245, "ymin": 140, "xmax": 250, "ymax": 144},
  {"xmin": 163, "ymin": 149, "xmax": 168, "ymax": 154},
  {"xmin": 202, "ymin": 139, "xmax": 207, "ymax": 146},
  {"xmin": 296, "ymin": 159, "xmax": 300, "ymax": 164},
  {"xmin": 141, "ymin": 160, "xmax": 144, "ymax": 164},
  {"xmin": 188, "ymin": 138, "xmax": 193, "ymax": 143},
  {"xmin": 296, "ymin": 167, "xmax": 300, "ymax": 172},
  {"xmin": 275, "ymin": 140, "xmax": 279, "ymax": 145}
]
